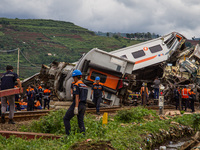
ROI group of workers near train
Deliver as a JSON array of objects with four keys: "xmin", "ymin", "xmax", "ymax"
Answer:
[
  {"xmin": 0, "ymin": 65, "xmax": 52, "ymax": 124},
  {"xmin": 140, "ymin": 77, "xmax": 196, "ymax": 112},
  {"xmin": 0, "ymin": 65, "xmax": 104, "ymax": 136}
]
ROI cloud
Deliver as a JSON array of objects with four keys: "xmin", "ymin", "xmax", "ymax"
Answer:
[{"xmin": 0, "ymin": 0, "xmax": 200, "ymax": 39}]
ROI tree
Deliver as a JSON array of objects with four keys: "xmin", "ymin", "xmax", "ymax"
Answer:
[
  {"xmin": 126, "ymin": 33, "xmax": 130, "ymax": 38},
  {"xmin": 106, "ymin": 32, "xmax": 109, "ymax": 37}
]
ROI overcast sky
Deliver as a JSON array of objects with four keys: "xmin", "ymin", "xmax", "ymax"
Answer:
[{"xmin": 0, "ymin": 0, "xmax": 200, "ymax": 39}]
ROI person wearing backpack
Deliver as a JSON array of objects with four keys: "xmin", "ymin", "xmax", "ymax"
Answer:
[{"xmin": 63, "ymin": 70, "xmax": 88, "ymax": 135}]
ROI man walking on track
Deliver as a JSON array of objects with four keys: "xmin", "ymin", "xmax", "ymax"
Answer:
[
  {"xmin": 1, "ymin": 65, "xmax": 22, "ymax": 124},
  {"xmin": 90, "ymin": 76, "xmax": 105, "ymax": 115}
]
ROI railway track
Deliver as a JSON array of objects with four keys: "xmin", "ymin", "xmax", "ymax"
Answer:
[
  {"xmin": 0, "ymin": 105, "xmax": 175, "ymax": 122},
  {"xmin": 1, "ymin": 110, "xmax": 50, "ymax": 122}
]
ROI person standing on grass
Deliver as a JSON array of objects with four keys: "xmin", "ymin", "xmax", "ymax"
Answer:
[
  {"xmin": 63, "ymin": 70, "xmax": 88, "ymax": 135},
  {"xmin": 90, "ymin": 76, "xmax": 105, "ymax": 115},
  {"xmin": 1, "ymin": 65, "xmax": 22, "ymax": 124}
]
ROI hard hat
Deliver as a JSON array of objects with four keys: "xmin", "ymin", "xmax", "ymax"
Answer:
[
  {"xmin": 95, "ymin": 76, "xmax": 100, "ymax": 81},
  {"xmin": 72, "ymin": 70, "xmax": 82, "ymax": 77}
]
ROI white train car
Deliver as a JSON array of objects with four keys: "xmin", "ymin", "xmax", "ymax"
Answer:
[{"xmin": 110, "ymin": 32, "xmax": 186, "ymax": 71}]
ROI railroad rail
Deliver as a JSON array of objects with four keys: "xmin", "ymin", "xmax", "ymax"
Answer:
[
  {"xmin": 0, "ymin": 110, "xmax": 50, "ymax": 122},
  {"xmin": 0, "ymin": 105, "xmax": 176, "ymax": 122}
]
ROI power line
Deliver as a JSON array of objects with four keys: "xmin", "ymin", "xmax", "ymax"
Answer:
[
  {"xmin": 0, "ymin": 48, "xmax": 18, "ymax": 53},
  {"xmin": 20, "ymin": 50, "xmax": 41, "ymax": 68}
]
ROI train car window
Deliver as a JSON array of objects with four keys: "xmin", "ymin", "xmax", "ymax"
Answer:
[
  {"xmin": 149, "ymin": 45, "xmax": 163, "ymax": 53},
  {"xmin": 164, "ymin": 35, "xmax": 176, "ymax": 49},
  {"xmin": 132, "ymin": 50, "xmax": 145, "ymax": 59},
  {"xmin": 91, "ymin": 71, "xmax": 107, "ymax": 83},
  {"xmin": 120, "ymin": 55, "xmax": 127, "ymax": 59}
]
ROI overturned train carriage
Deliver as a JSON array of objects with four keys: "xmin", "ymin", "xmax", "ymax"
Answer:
[{"xmin": 40, "ymin": 49, "xmax": 135, "ymax": 106}]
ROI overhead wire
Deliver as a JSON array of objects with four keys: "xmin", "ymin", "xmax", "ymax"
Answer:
[{"xmin": 0, "ymin": 48, "xmax": 18, "ymax": 53}]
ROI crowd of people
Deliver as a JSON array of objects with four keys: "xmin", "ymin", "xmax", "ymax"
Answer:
[{"xmin": 14, "ymin": 84, "xmax": 51, "ymax": 111}]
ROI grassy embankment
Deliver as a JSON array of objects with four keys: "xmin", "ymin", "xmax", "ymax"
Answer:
[
  {"xmin": 0, "ymin": 18, "xmax": 142, "ymax": 78},
  {"xmin": 0, "ymin": 107, "xmax": 198, "ymax": 150}
]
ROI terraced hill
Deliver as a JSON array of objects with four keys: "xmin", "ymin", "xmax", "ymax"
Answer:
[{"xmin": 0, "ymin": 18, "xmax": 142, "ymax": 78}]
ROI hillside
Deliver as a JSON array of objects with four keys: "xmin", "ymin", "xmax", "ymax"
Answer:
[{"xmin": 0, "ymin": 18, "xmax": 142, "ymax": 78}]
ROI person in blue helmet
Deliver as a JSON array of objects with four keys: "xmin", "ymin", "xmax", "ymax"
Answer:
[
  {"xmin": 63, "ymin": 70, "xmax": 88, "ymax": 135},
  {"xmin": 90, "ymin": 76, "xmax": 105, "ymax": 115}
]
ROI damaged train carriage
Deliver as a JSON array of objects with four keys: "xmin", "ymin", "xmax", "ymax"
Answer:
[
  {"xmin": 110, "ymin": 32, "xmax": 186, "ymax": 91},
  {"xmin": 40, "ymin": 49, "xmax": 135, "ymax": 106}
]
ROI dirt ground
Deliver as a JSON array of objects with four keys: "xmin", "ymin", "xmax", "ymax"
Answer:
[
  {"xmin": 70, "ymin": 140, "xmax": 115, "ymax": 150},
  {"xmin": 0, "ymin": 120, "xmax": 32, "ymax": 131}
]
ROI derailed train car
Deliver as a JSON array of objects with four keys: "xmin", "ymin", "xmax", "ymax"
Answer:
[
  {"xmin": 40, "ymin": 49, "xmax": 135, "ymax": 106},
  {"xmin": 29, "ymin": 32, "xmax": 192, "ymax": 106}
]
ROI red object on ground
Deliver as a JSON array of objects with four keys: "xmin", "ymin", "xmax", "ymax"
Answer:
[
  {"xmin": 0, "ymin": 88, "xmax": 23, "ymax": 97},
  {"xmin": 0, "ymin": 131, "xmax": 61, "ymax": 140}
]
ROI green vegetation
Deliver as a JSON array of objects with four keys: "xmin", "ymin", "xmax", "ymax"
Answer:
[
  {"xmin": 0, "ymin": 18, "xmax": 142, "ymax": 78},
  {"xmin": 16, "ymin": 107, "xmax": 196, "ymax": 149}
]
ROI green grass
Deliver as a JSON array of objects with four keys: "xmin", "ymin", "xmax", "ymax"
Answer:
[
  {"xmin": 0, "ymin": 18, "xmax": 143, "ymax": 78},
  {"xmin": 16, "ymin": 107, "xmax": 197, "ymax": 149}
]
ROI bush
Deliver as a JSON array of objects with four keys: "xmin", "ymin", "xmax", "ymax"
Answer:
[{"xmin": 114, "ymin": 106, "xmax": 157, "ymax": 123}]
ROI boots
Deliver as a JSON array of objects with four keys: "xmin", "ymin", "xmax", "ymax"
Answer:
[
  {"xmin": 8, "ymin": 119, "xmax": 15, "ymax": 124},
  {"xmin": 1, "ymin": 113, "xmax": 5, "ymax": 124}
]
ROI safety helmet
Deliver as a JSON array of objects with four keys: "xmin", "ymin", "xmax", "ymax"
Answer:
[
  {"xmin": 95, "ymin": 76, "xmax": 100, "ymax": 81},
  {"xmin": 72, "ymin": 70, "xmax": 82, "ymax": 77}
]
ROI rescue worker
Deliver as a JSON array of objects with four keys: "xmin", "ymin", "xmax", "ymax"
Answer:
[
  {"xmin": 26, "ymin": 85, "xmax": 35, "ymax": 111},
  {"xmin": 71, "ymin": 81, "xmax": 75, "ymax": 97},
  {"xmin": 43, "ymin": 88, "xmax": 51, "ymax": 110},
  {"xmin": 14, "ymin": 83, "xmax": 21, "ymax": 111},
  {"xmin": 181, "ymin": 86, "xmax": 189, "ymax": 111},
  {"xmin": 34, "ymin": 100, "xmax": 42, "ymax": 110},
  {"xmin": 37, "ymin": 84, "xmax": 43, "ymax": 107},
  {"xmin": 1, "ymin": 65, "xmax": 22, "ymax": 124},
  {"xmin": 90, "ymin": 76, "xmax": 105, "ymax": 115},
  {"xmin": 173, "ymin": 86, "xmax": 180, "ymax": 110},
  {"xmin": 63, "ymin": 70, "xmax": 88, "ymax": 135},
  {"xmin": 189, "ymin": 89, "xmax": 195, "ymax": 112},
  {"xmin": 153, "ymin": 77, "xmax": 160, "ymax": 100},
  {"xmin": 140, "ymin": 82, "xmax": 149, "ymax": 106}
]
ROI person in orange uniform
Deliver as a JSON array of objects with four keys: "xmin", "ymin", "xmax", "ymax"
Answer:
[
  {"xmin": 63, "ymin": 70, "xmax": 88, "ymax": 135},
  {"xmin": 43, "ymin": 88, "xmax": 51, "ymax": 110},
  {"xmin": 140, "ymin": 83, "xmax": 149, "ymax": 106},
  {"xmin": 34, "ymin": 100, "xmax": 42, "ymax": 110},
  {"xmin": 26, "ymin": 85, "xmax": 35, "ymax": 111},
  {"xmin": 181, "ymin": 86, "xmax": 189, "ymax": 111},
  {"xmin": 90, "ymin": 76, "xmax": 105, "ymax": 115},
  {"xmin": 189, "ymin": 89, "xmax": 195, "ymax": 112}
]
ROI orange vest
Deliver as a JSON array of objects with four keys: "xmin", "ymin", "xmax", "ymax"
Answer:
[
  {"xmin": 181, "ymin": 88, "xmax": 189, "ymax": 98},
  {"xmin": 34, "ymin": 101, "xmax": 41, "ymax": 107}
]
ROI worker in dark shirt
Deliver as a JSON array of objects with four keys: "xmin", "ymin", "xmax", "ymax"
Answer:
[
  {"xmin": 90, "ymin": 76, "xmax": 105, "ymax": 115},
  {"xmin": 63, "ymin": 70, "xmax": 88, "ymax": 135},
  {"xmin": 37, "ymin": 84, "xmax": 43, "ymax": 107},
  {"xmin": 1, "ymin": 65, "xmax": 22, "ymax": 124},
  {"xmin": 26, "ymin": 85, "xmax": 35, "ymax": 111},
  {"xmin": 43, "ymin": 88, "xmax": 51, "ymax": 110}
]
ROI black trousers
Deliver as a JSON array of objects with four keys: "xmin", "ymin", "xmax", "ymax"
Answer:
[
  {"xmin": 175, "ymin": 97, "xmax": 179, "ymax": 110},
  {"xmin": 27, "ymin": 100, "xmax": 34, "ymax": 111},
  {"xmin": 63, "ymin": 102, "xmax": 86, "ymax": 135},
  {"xmin": 44, "ymin": 99, "xmax": 50, "ymax": 110},
  {"xmin": 39, "ymin": 97, "xmax": 42, "ymax": 107},
  {"xmin": 190, "ymin": 99, "xmax": 195, "ymax": 112},
  {"xmin": 93, "ymin": 97, "xmax": 101, "ymax": 113},
  {"xmin": 15, "ymin": 102, "xmax": 21, "ymax": 111},
  {"xmin": 182, "ymin": 98, "xmax": 188, "ymax": 111}
]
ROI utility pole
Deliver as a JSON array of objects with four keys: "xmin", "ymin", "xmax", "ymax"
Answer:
[{"xmin": 17, "ymin": 48, "xmax": 20, "ymax": 75}]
